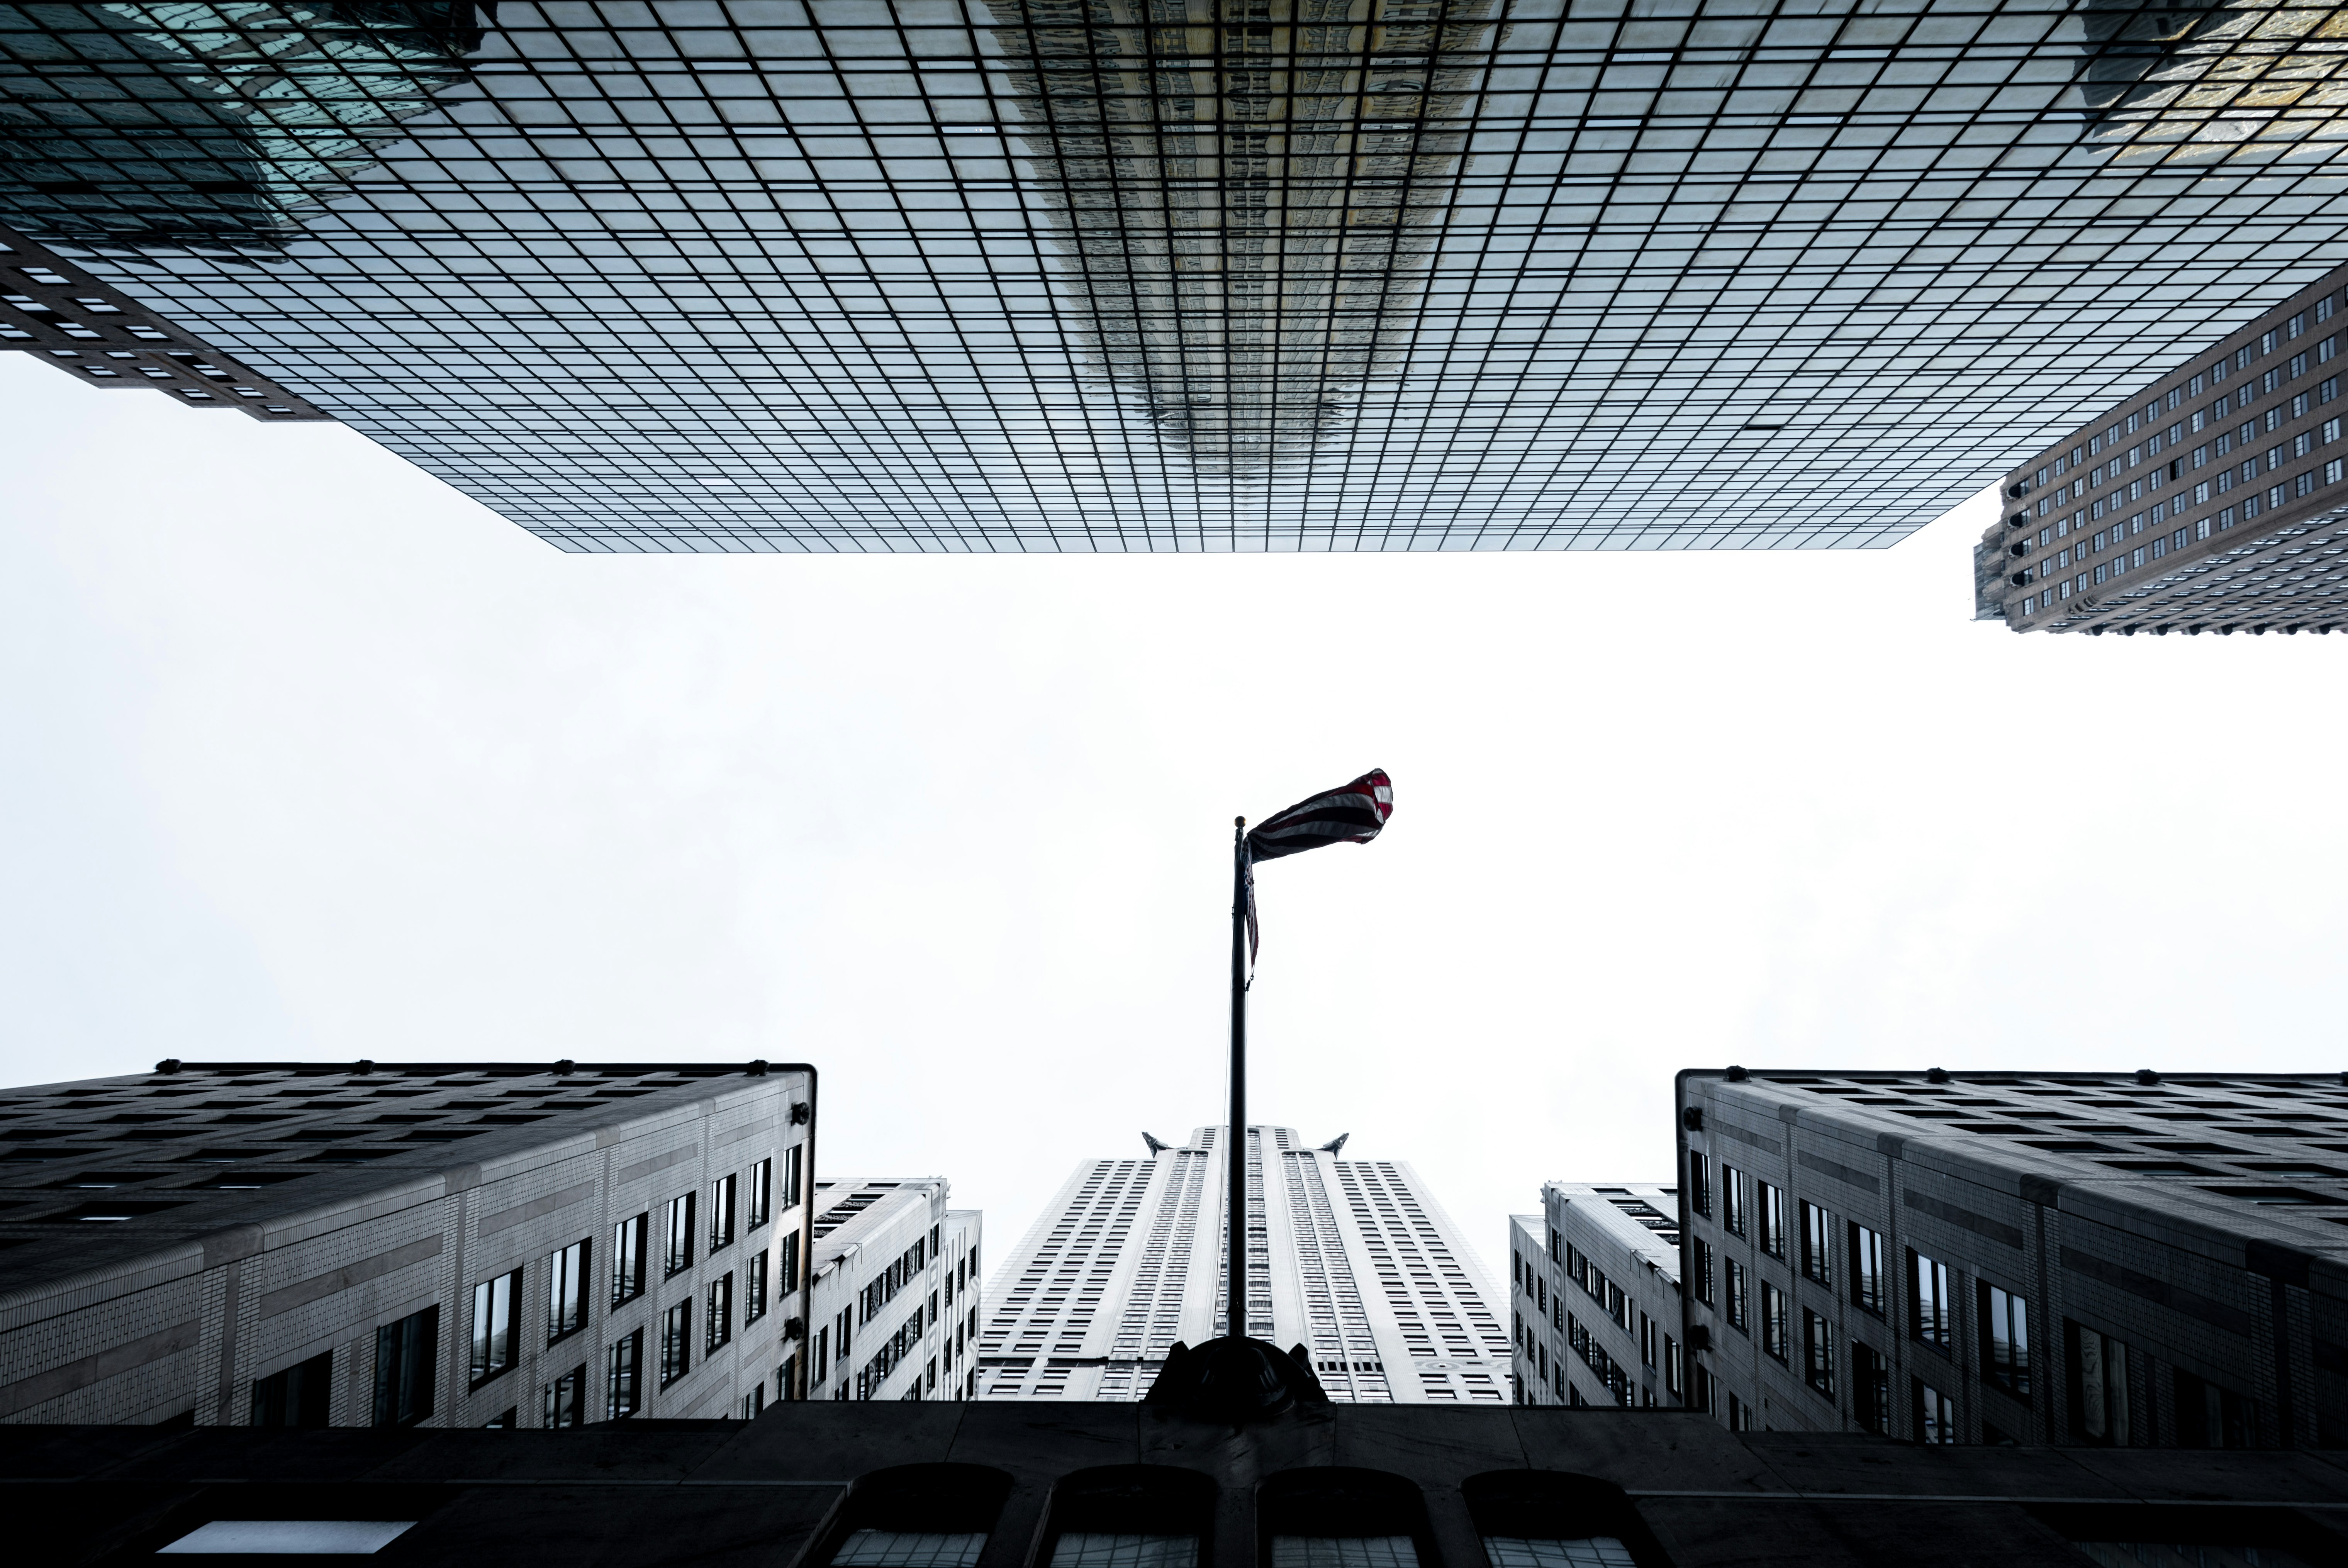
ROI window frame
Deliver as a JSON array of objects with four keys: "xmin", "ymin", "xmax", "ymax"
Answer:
[
  {"xmin": 1799, "ymin": 1200, "xmax": 1832, "ymax": 1287},
  {"xmin": 708, "ymin": 1172, "xmax": 736, "ymax": 1253},
  {"xmin": 1849, "ymin": 1222, "xmax": 1885, "ymax": 1316},
  {"xmin": 1910, "ymin": 1249, "xmax": 1953, "ymax": 1352},
  {"xmin": 706, "ymin": 1271, "xmax": 735, "ymax": 1354},
  {"xmin": 664, "ymin": 1190, "xmax": 696, "ymax": 1278},
  {"xmin": 607, "ymin": 1327, "xmax": 643, "ymax": 1420},
  {"xmin": 748, "ymin": 1157, "xmax": 772, "ymax": 1230},
  {"xmin": 1979, "ymin": 1279, "xmax": 2031, "ymax": 1400},
  {"xmin": 1759, "ymin": 1280, "xmax": 1788, "ymax": 1361},
  {"xmin": 612, "ymin": 1212, "xmax": 648, "ymax": 1306},
  {"xmin": 547, "ymin": 1237, "xmax": 590, "ymax": 1346},
  {"xmin": 470, "ymin": 1266, "xmax": 523, "ymax": 1388},
  {"xmin": 1757, "ymin": 1180, "xmax": 1787, "ymax": 1259},
  {"xmin": 660, "ymin": 1299, "xmax": 693, "ymax": 1387}
]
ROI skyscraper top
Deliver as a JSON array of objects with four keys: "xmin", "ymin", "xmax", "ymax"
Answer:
[
  {"xmin": 8, "ymin": 4, "xmax": 2346, "ymax": 549},
  {"xmin": 978, "ymin": 1124, "xmax": 1510, "ymax": 1402}
]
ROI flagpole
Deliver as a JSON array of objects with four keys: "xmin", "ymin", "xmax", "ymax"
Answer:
[{"xmin": 1228, "ymin": 815, "xmax": 1248, "ymax": 1342}]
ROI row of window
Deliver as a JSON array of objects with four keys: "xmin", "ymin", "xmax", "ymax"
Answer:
[
  {"xmin": 2032, "ymin": 397, "xmax": 2338, "ymax": 551},
  {"xmin": 2016, "ymin": 466, "xmax": 2341, "ymax": 616},
  {"xmin": 2018, "ymin": 290, "xmax": 2345, "ymax": 504},
  {"xmin": 1512, "ymin": 1241, "xmax": 1682, "ymax": 1410}
]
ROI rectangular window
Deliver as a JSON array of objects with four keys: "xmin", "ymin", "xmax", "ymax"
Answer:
[
  {"xmin": 250, "ymin": 1349, "xmax": 333, "ymax": 1429},
  {"xmin": 746, "ymin": 1248, "xmax": 769, "ymax": 1324},
  {"xmin": 664, "ymin": 1191, "xmax": 696, "ymax": 1277},
  {"xmin": 1641, "ymin": 1311, "xmax": 1657, "ymax": 1368},
  {"xmin": 1802, "ymin": 1308, "xmax": 1834, "ymax": 1397},
  {"xmin": 2330, "ymin": 459, "xmax": 2344, "ymax": 485},
  {"xmin": 1722, "ymin": 1165, "xmax": 1747, "ymax": 1237},
  {"xmin": 1800, "ymin": 1202, "xmax": 1832, "ymax": 1286},
  {"xmin": 1664, "ymin": 1334, "xmax": 1681, "ymax": 1398},
  {"xmin": 780, "ymin": 1229, "xmax": 801, "ymax": 1293},
  {"xmin": 542, "ymin": 1362, "xmax": 587, "ymax": 1429},
  {"xmin": 607, "ymin": 1328, "xmax": 643, "ymax": 1420},
  {"xmin": 1849, "ymin": 1224, "xmax": 1884, "ymax": 1315},
  {"xmin": 1912, "ymin": 1251, "xmax": 1953, "ymax": 1350},
  {"xmin": 1916, "ymin": 1379, "xmax": 1958, "ymax": 1444},
  {"xmin": 748, "ymin": 1158, "xmax": 772, "ymax": 1229},
  {"xmin": 776, "ymin": 1352, "xmax": 798, "ymax": 1402},
  {"xmin": 706, "ymin": 1272, "xmax": 734, "ymax": 1353},
  {"xmin": 1852, "ymin": 1341, "xmax": 1890, "ymax": 1434},
  {"xmin": 782, "ymin": 1145, "xmax": 803, "ymax": 1209},
  {"xmin": 1694, "ymin": 1239, "xmax": 1715, "ymax": 1306},
  {"xmin": 1760, "ymin": 1281, "xmax": 1788, "ymax": 1360},
  {"xmin": 2066, "ymin": 1320, "xmax": 2134, "ymax": 1446},
  {"xmin": 708, "ymin": 1173, "xmax": 736, "ymax": 1252},
  {"xmin": 471, "ymin": 1268, "xmax": 521, "ymax": 1387},
  {"xmin": 1689, "ymin": 1151, "xmax": 1711, "ymax": 1217},
  {"xmin": 660, "ymin": 1300, "xmax": 692, "ymax": 1386},
  {"xmin": 1979, "ymin": 1283, "xmax": 2029, "ymax": 1399},
  {"xmin": 1725, "ymin": 1259, "xmax": 1749, "ymax": 1332},
  {"xmin": 547, "ymin": 1238, "xmax": 589, "ymax": 1345},
  {"xmin": 612, "ymin": 1212, "xmax": 647, "ymax": 1305},
  {"xmin": 372, "ymin": 1305, "xmax": 438, "ymax": 1428},
  {"xmin": 1757, "ymin": 1180, "xmax": 1786, "ymax": 1259}
]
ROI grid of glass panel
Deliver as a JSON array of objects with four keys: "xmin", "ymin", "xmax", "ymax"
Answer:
[
  {"xmin": 8, "ymin": 1, "xmax": 2348, "ymax": 551},
  {"xmin": 832, "ymin": 1532, "xmax": 990, "ymax": 1568},
  {"xmin": 1482, "ymin": 1539, "xmax": 1637, "ymax": 1568},
  {"xmin": 1050, "ymin": 1534, "xmax": 1201, "ymax": 1568},
  {"xmin": 1269, "ymin": 1537, "xmax": 1420, "ymax": 1568}
]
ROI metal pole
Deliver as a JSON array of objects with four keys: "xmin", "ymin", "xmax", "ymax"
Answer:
[{"xmin": 1228, "ymin": 817, "xmax": 1248, "ymax": 1342}]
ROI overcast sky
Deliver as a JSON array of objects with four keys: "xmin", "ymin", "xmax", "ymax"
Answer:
[{"xmin": 8, "ymin": 353, "xmax": 2347, "ymax": 1285}]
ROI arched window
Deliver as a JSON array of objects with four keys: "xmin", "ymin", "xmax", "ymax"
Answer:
[
  {"xmin": 1259, "ymin": 1468, "xmax": 1436, "ymax": 1568},
  {"xmin": 1042, "ymin": 1465, "xmax": 1216, "ymax": 1568},
  {"xmin": 823, "ymin": 1464, "xmax": 1015, "ymax": 1568}
]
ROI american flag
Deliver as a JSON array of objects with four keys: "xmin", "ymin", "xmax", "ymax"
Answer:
[
  {"xmin": 1247, "ymin": 769, "xmax": 1395, "ymax": 862},
  {"xmin": 1242, "ymin": 769, "xmax": 1393, "ymax": 962}
]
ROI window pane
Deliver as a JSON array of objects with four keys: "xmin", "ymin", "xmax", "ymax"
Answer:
[{"xmin": 832, "ymin": 1533, "xmax": 988, "ymax": 1568}]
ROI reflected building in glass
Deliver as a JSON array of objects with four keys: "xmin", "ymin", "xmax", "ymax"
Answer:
[{"xmin": 8, "ymin": 1, "xmax": 2348, "ymax": 551}]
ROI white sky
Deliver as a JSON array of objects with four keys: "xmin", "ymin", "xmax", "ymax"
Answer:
[{"xmin": 8, "ymin": 353, "xmax": 2347, "ymax": 1287}]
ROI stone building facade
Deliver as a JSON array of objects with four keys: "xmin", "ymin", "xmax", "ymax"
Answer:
[
  {"xmin": 0, "ymin": 1060, "xmax": 814, "ymax": 1427},
  {"xmin": 1510, "ymin": 1182, "xmax": 1686, "ymax": 1412},
  {"xmin": 1676, "ymin": 1067, "xmax": 2348, "ymax": 1448}
]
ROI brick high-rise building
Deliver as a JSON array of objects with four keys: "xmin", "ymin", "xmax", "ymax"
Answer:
[
  {"xmin": 1979, "ymin": 259, "xmax": 2348, "ymax": 636},
  {"xmin": 1675, "ymin": 1067, "xmax": 2348, "ymax": 1449},
  {"xmin": 0, "ymin": 1059, "xmax": 814, "ymax": 1427}
]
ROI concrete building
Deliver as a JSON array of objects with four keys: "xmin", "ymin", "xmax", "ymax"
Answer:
[
  {"xmin": 1980, "ymin": 257, "xmax": 2348, "ymax": 636},
  {"xmin": 15, "ymin": 7, "xmax": 2348, "ymax": 551},
  {"xmin": 799, "ymin": 1176, "xmax": 980, "ymax": 1403},
  {"xmin": 1675, "ymin": 1068, "xmax": 2348, "ymax": 1449},
  {"xmin": 978, "ymin": 1126, "xmax": 1511, "ymax": 1403},
  {"xmin": 11, "ymin": 1393, "xmax": 2348, "ymax": 1568},
  {"xmin": 1510, "ymin": 1183, "xmax": 1686, "ymax": 1412},
  {"xmin": 0, "ymin": 1059, "xmax": 814, "ymax": 1427}
]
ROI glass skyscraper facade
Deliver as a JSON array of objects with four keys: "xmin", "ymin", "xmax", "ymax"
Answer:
[{"xmin": 7, "ymin": 1, "xmax": 2348, "ymax": 551}]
